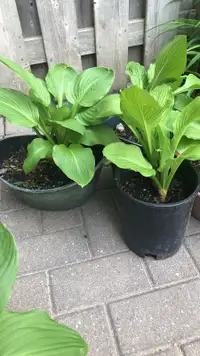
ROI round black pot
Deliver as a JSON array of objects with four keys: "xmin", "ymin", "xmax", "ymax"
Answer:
[
  {"xmin": 114, "ymin": 162, "xmax": 199, "ymax": 259},
  {"xmin": 0, "ymin": 135, "xmax": 104, "ymax": 211}
]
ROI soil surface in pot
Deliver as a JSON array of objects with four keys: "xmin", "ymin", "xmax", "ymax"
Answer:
[
  {"xmin": 0, "ymin": 147, "xmax": 72, "ymax": 189},
  {"xmin": 116, "ymin": 123, "xmax": 138, "ymax": 143},
  {"xmin": 121, "ymin": 172, "xmax": 187, "ymax": 204}
]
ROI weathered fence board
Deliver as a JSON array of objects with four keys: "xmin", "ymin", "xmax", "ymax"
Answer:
[
  {"xmin": 129, "ymin": 0, "xmax": 145, "ymax": 19},
  {"xmin": 144, "ymin": 0, "xmax": 181, "ymax": 67},
  {"xmin": 94, "ymin": 0, "xmax": 129, "ymax": 89},
  {"xmin": 16, "ymin": 0, "xmax": 41, "ymax": 37},
  {"xmin": 75, "ymin": 0, "xmax": 94, "ymax": 28},
  {"xmin": 36, "ymin": 0, "xmax": 82, "ymax": 70},
  {"xmin": 0, "ymin": 0, "xmax": 30, "ymax": 135}
]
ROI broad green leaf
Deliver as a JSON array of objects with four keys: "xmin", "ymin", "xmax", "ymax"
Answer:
[
  {"xmin": 120, "ymin": 86, "xmax": 163, "ymax": 132},
  {"xmin": 0, "ymin": 309, "xmax": 88, "ymax": 356},
  {"xmin": 0, "ymin": 56, "xmax": 51, "ymax": 107},
  {"xmin": 151, "ymin": 36, "xmax": 187, "ymax": 89},
  {"xmin": 45, "ymin": 64, "xmax": 78, "ymax": 107},
  {"xmin": 173, "ymin": 74, "xmax": 200, "ymax": 95},
  {"xmin": 157, "ymin": 124, "xmax": 173, "ymax": 171},
  {"xmin": 147, "ymin": 63, "xmax": 155, "ymax": 84},
  {"xmin": 53, "ymin": 144, "xmax": 95, "ymax": 187},
  {"xmin": 0, "ymin": 223, "xmax": 17, "ymax": 310},
  {"xmin": 76, "ymin": 94, "xmax": 121, "ymax": 126},
  {"xmin": 80, "ymin": 125, "xmax": 119, "ymax": 146},
  {"xmin": 51, "ymin": 105, "xmax": 71, "ymax": 121},
  {"xmin": 174, "ymin": 93, "xmax": 193, "ymax": 111},
  {"xmin": 66, "ymin": 67, "xmax": 114, "ymax": 107},
  {"xmin": 0, "ymin": 89, "xmax": 39, "ymax": 128},
  {"xmin": 177, "ymin": 136, "xmax": 200, "ymax": 154},
  {"xmin": 103, "ymin": 142, "xmax": 156, "ymax": 177},
  {"xmin": 150, "ymin": 84, "xmax": 174, "ymax": 108},
  {"xmin": 173, "ymin": 96, "xmax": 200, "ymax": 148},
  {"xmin": 23, "ymin": 138, "xmax": 53, "ymax": 173},
  {"xmin": 184, "ymin": 121, "xmax": 200, "ymax": 140},
  {"xmin": 125, "ymin": 62, "xmax": 148, "ymax": 88},
  {"xmin": 54, "ymin": 118, "xmax": 85, "ymax": 135}
]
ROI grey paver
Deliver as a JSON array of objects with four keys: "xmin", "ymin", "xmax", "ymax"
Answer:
[
  {"xmin": 17, "ymin": 228, "xmax": 90, "ymax": 275},
  {"xmin": 146, "ymin": 247, "xmax": 198, "ymax": 286},
  {"xmin": 0, "ymin": 185, "xmax": 26, "ymax": 212},
  {"xmin": 50, "ymin": 251, "xmax": 152, "ymax": 313},
  {"xmin": 83, "ymin": 191, "xmax": 127, "ymax": 256},
  {"xmin": 185, "ymin": 235, "xmax": 200, "ymax": 270},
  {"xmin": 0, "ymin": 208, "xmax": 42, "ymax": 239},
  {"xmin": 183, "ymin": 340, "xmax": 200, "ymax": 355},
  {"xmin": 57, "ymin": 306, "xmax": 117, "ymax": 356},
  {"xmin": 186, "ymin": 217, "xmax": 200, "ymax": 236},
  {"xmin": 42, "ymin": 208, "xmax": 82, "ymax": 234},
  {"xmin": 109, "ymin": 280, "xmax": 200, "ymax": 355},
  {"xmin": 8, "ymin": 273, "xmax": 50, "ymax": 312},
  {"xmin": 136, "ymin": 347, "xmax": 183, "ymax": 356}
]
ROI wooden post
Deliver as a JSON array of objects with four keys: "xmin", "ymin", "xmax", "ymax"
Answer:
[
  {"xmin": 36, "ymin": 0, "xmax": 82, "ymax": 71},
  {"xmin": 94, "ymin": 0, "xmax": 129, "ymax": 90},
  {"xmin": 144, "ymin": 0, "xmax": 181, "ymax": 67},
  {"xmin": 0, "ymin": 0, "xmax": 30, "ymax": 135}
]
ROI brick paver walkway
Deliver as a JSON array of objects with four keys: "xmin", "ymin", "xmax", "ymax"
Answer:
[{"xmin": 1, "ymin": 166, "xmax": 200, "ymax": 356}]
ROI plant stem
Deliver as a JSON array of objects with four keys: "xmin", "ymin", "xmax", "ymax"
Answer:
[
  {"xmin": 38, "ymin": 124, "xmax": 55, "ymax": 145},
  {"xmin": 33, "ymin": 127, "xmax": 43, "ymax": 139},
  {"xmin": 63, "ymin": 102, "xmax": 79, "ymax": 145},
  {"xmin": 151, "ymin": 175, "xmax": 167, "ymax": 202}
]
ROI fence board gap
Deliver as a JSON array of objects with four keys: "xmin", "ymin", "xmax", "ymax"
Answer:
[
  {"xmin": 36, "ymin": 0, "xmax": 82, "ymax": 70},
  {"xmin": 144, "ymin": 0, "xmax": 181, "ymax": 67},
  {"xmin": 94, "ymin": 0, "xmax": 129, "ymax": 90}
]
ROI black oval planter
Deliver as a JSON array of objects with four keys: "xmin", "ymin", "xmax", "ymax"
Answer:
[
  {"xmin": 114, "ymin": 162, "xmax": 199, "ymax": 259},
  {"xmin": 0, "ymin": 135, "xmax": 104, "ymax": 211}
]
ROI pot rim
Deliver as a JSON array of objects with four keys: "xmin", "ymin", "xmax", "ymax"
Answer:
[
  {"xmin": 115, "ymin": 166, "xmax": 200, "ymax": 209},
  {"xmin": 0, "ymin": 134, "xmax": 104, "ymax": 194}
]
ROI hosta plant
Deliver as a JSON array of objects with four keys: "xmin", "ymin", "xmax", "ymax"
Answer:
[
  {"xmin": 0, "ymin": 58, "xmax": 120, "ymax": 187},
  {"xmin": 103, "ymin": 84, "xmax": 200, "ymax": 202},
  {"xmin": 0, "ymin": 222, "xmax": 88, "ymax": 356}
]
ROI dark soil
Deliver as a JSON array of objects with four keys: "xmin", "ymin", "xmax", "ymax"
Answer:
[
  {"xmin": 121, "ymin": 172, "xmax": 187, "ymax": 204},
  {"xmin": 0, "ymin": 148, "xmax": 71, "ymax": 190},
  {"xmin": 116, "ymin": 123, "xmax": 139, "ymax": 143}
]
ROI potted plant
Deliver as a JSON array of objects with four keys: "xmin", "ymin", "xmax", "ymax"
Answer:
[
  {"xmin": 103, "ymin": 37, "xmax": 200, "ymax": 259},
  {"xmin": 0, "ymin": 221, "xmax": 88, "ymax": 355},
  {"xmin": 0, "ymin": 58, "xmax": 120, "ymax": 210}
]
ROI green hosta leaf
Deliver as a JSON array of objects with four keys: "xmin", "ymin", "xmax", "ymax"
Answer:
[
  {"xmin": 184, "ymin": 121, "xmax": 200, "ymax": 140},
  {"xmin": 0, "ymin": 223, "xmax": 17, "ymax": 310},
  {"xmin": 103, "ymin": 142, "xmax": 156, "ymax": 177},
  {"xmin": 177, "ymin": 136, "xmax": 200, "ymax": 154},
  {"xmin": 125, "ymin": 62, "xmax": 148, "ymax": 88},
  {"xmin": 0, "ymin": 89, "xmax": 39, "ymax": 127},
  {"xmin": 66, "ymin": 67, "xmax": 114, "ymax": 107},
  {"xmin": 150, "ymin": 84, "xmax": 173, "ymax": 109},
  {"xmin": 173, "ymin": 97, "xmax": 200, "ymax": 148},
  {"xmin": 51, "ymin": 105, "xmax": 71, "ymax": 122},
  {"xmin": 147, "ymin": 64, "xmax": 155, "ymax": 84},
  {"xmin": 55, "ymin": 118, "xmax": 85, "ymax": 135},
  {"xmin": 173, "ymin": 74, "xmax": 200, "ymax": 95},
  {"xmin": 0, "ymin": 309, "xmax": 88, "ymax": 356},
  {"xmin": 23, "ymin": 138, "xmax": 53, "ymax": 173},
  {"xmin": 80, "ymin": 125, "xmax": 119, "ymax": 146},
  {"xmin": 0, "ymin": 56, "xmax": 51, "ymax": 107},
  {"xmin": 76, "ymin": 94, "xmax": 121, "ymax": 126},
  {"xmin": 157, "ymin": 124, "xmax": 173, "ymax": 171},
  {"xmin": 46, "ymin": 64, "xmax": 78, "ymax": 107},
  {"xmin": 151, "ymin": 35, "xmax": 187, "ymax": 89},
  {"xmin": 53, "ymin": 144, "xmax": 95, "ymax": 187},
  {"xmin": 174, "ymin": 93, "xmax": 193, "ymax": 111},
  {"xmin": 120, "ymin": 86, "xmax": 163, "ymax": 132}
]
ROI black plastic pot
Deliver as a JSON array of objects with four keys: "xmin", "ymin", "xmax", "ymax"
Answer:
[
  {"xmin": 0, "ymin": 135, "xmax": 104, "ymax": 211},
  {"xmin": 114, "ymin": 162, "xmax": 199, "ymax": 259}
]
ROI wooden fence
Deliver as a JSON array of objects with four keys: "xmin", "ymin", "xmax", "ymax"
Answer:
[{"xmin": 0, "ymin": 0, "xmax": 195, "ymax": 136}]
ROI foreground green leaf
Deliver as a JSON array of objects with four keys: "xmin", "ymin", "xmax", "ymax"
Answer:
[
  {"xmin": 53, "ymin": 144, "xmax": 95, "ymax": 187},
  {"xmin": 76, "ymin": 94, "xmax": 121, "ymax": 126},
  {"xmin": 0, "ymin": 89, "xmax": 39, "ymax": 127},
  {"xmin": 45, "ymin": 64, "xmax": 78, "ymax": 107},
  {"xmin": 151, "ymin": 35, "xmax": 187, "ymax": 89},
  {"xmin": 66, "ymin": 67, "xmax": 114, "ymax": 107},
  {"xmin": 0, "ymin": 309, "xmax": 88, "ymax": 356},
  {"xmin": 80, "ymin": 125, "xmax": 119, "ymax": 146},
  {"xmin": 174, "ymin": 93, "xmax": 193, "ymax": 111},
  {"xmin": 173, "ymin": 74, "xmax": 200, "ymax": 95},
  {"xmin": 55, "ymin": 118, "xmax": 85, "ymax": 135},
  {"xmin": 0, "ymin": 223, "xmax": 17, "ymax": 310},
  {"xmin": 103, "ymin": 142, "xmax": 156, "ymax": 177},
  {"xmin": 126, "ymin": 62, "xmax": 148, "ymax": 88},
  {"xmin": 23, "ymin": 138, "xmax": 53, "ymax": 173},
  {"xmin": 0, "ymin": 56, "xmax": 51, "ymax": 107}
]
